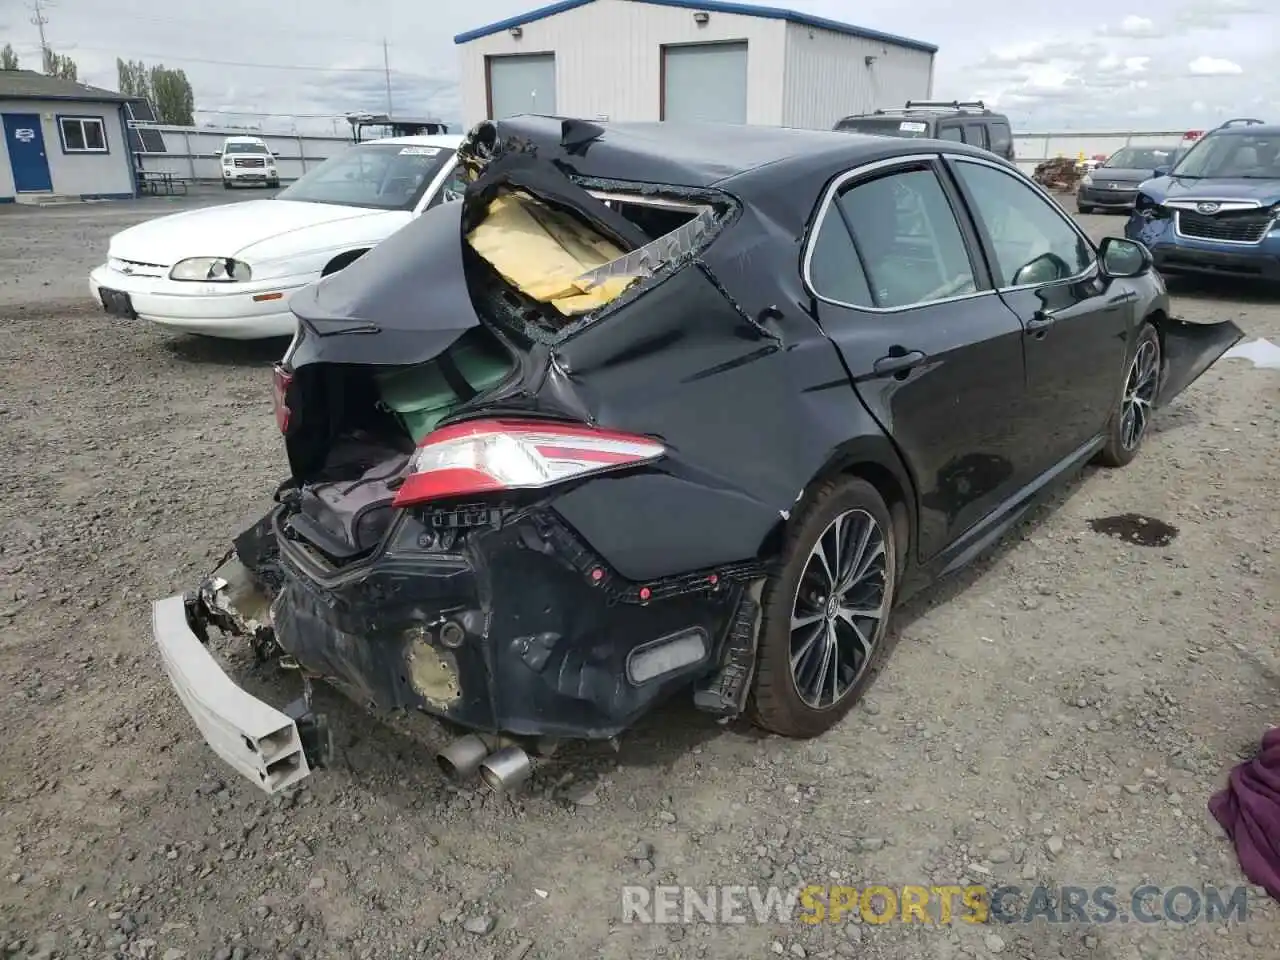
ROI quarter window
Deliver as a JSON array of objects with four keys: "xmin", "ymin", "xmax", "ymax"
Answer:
[
  {"xmin": 59, "ymin": 116, "xmax": 107, "ymax": 153},
  {"xmin": 807, "ymin": 206, "xmax": 874, "ymax": 308},
  {"xmin": 951, "ymin": 160, "xmax": 1094, "ymax": 287},
  {"xmin": 835, "ymin": 168, "xmax": 978, "ymax": 309}
]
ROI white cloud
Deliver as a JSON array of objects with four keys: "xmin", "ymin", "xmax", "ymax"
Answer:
[
  {"xmin": 1176, "ymin": 0, "xmax": 1263, "ymax": 31},
  {"xmin": 1098, "ymin": 15, "xmax": 1165, "ymax": 38},
  {"xmin": 1187, "ymin": 56, "xmax": 1244, "ymax": 75}
]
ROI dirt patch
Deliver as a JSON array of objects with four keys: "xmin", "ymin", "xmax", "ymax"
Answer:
[{"xmin": 0, "ymin": 212, "xmax": 1278, "ymax": 959}]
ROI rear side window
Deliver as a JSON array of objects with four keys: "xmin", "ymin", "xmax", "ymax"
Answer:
[
  {"xmin": 989, "ymin": 121, "xmax": 1013, "ymax": 157},
  {"xmin": 937, "ymin": 124, "xmax": 963, "ymax": 143},
  {"xmin": 963, "ymin": 124, "xmax": 990, "ymax": 150},
  {"xmin": 830, "ymin": 168, "xmax": 978, "ymax": 309}
]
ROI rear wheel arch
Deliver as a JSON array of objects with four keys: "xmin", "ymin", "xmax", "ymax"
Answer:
[
  {"xmin": 758, "ymin": 441, "xmax": 915, "ymax": 581},
  {"xmin": 321, "ymin": 249, "xmax": 369, "ymax": 276}
]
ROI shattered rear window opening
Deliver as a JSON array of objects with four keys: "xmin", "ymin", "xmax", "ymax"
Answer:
[{"xmin": 463, "ymin": 177, "xmax": 735, "ymax": 340}]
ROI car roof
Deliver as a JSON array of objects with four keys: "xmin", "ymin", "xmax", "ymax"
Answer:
[
  {"xmin": 485, "ymin": 115, "xmax": 1000, "ymax": 187},
  {"xmin": 361, "ymin": 133, "xmax": 465, "ymax": 148},
  {"xmin": 223, "ymin": 135, "xmax": 267, "ymax": 142},
  {"xmin": 1208, "ymin": 124, "xmax": 1280, "ymax": 137}
]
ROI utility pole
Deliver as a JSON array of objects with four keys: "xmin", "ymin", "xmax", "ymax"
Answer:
[
  {"xmin": 29, "ymin": 0, "xmax": 50, "ymax": 70},
  {"xmin": 382, "ymin": 38, "xmax": 393, "ymax": 115}
]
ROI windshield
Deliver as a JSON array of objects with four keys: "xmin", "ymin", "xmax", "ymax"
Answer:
[
  {"xmin": 1171, "ymin": 132, "xmax": 1280, "ymax": 179},
  {"xmin": 275, "ymin": 143, "xmax": 456, "ymax": 210},
  {"xmin": 223, "ymin": 142, "xmax": 270, "ymax": 154},
  {"xmin": 835, "ymin": 117, "xmax": 931, "ymax": 138},
  {"xmin": 1105, "ymin": 147, "xmax": 1177, "ymax": 169}
]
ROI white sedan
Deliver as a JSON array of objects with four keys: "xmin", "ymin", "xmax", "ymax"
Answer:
[{"xmin": 89, "ymin": 134, "xmax": 465, "ymax": 339}]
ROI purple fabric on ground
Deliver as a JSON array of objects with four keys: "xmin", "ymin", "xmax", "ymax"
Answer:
[{"xmin": 1208, "ymin": 727, "xmax": 1280, "ymax": 902}]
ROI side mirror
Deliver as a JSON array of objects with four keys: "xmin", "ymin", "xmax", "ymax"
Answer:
[
  {"xmin": 214, "ymin": 149, "xmax": 222, "ymax": 157},
  {"xmin": 1153, "ymin": 164, "xmax": 1171, "ymax": 177},
  {"xmin": 1099, "ymin": 237, "xmax": 1152, "ymax": 279},
  {"xmin": 1012, "ymin": 251, "xmax": 1071, "ymax": 287}
]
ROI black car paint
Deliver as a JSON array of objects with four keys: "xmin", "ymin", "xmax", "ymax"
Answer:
[{"xmin": 200, "ymin": 118, "xmax": 1242, "ymax": 743}]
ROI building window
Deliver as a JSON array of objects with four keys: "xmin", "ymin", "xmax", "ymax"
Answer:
[{"xmin": 58, "ymin": 116, "xmax": 108, "ymax": 154}]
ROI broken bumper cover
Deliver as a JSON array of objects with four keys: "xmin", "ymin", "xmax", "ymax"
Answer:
[
  {"xmin": 152, "ymin": 592, "xmax": 313, "ymax": 794},
  {"xmin": 268, "ymin": 505, "xmax": 759, "ymax": 740}
]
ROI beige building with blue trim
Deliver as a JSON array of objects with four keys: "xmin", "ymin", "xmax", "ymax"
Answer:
[{"xmin": 0, "ymin": 70, "xmax": 137, "ymax": 203}]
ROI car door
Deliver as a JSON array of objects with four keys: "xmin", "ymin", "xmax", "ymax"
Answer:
[
  {"xmin": 804, "ymin": 156, "xmax": 1033, "ymax": 562},
  {"xmin": 944, "ymin": 155, "xmax": 1132, "ymax": 469}
]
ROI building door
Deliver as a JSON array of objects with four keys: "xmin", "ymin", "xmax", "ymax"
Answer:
[
  {"xmin": 2, "ymin": 113, "xmax": 53, "ymax": 192},
  {"xmin": 662, "ymin": 42, "xmax": 748, "ymax": 124},
  {"xmin": 488, "ymin": 54, "xmax": 557, "ymax": 120}
]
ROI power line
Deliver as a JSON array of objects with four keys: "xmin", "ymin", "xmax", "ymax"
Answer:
[
  {"xmin": 88, "ymin": 9, "xmax": 392, "ymax": 47},
  {"xmin": 10, "ymin": 40, "xmax": 449, "ymax": 77}
]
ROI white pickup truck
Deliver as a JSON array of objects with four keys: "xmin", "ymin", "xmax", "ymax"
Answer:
[{"xmin": 217, "ymin": 135, "xmax": 279, "ymax": 189}]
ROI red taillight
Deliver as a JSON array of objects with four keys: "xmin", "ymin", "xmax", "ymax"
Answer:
[
  {"xmin": 391, "ymin": 418, "xmax": 665, "ymax": 508},
  {"xmin": 272, "ymin": 364, "xmax": 293, "ymax": 434}
]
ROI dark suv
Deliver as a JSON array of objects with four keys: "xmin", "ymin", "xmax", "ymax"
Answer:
[{"xmin": 834, "ymin": 101, "xmax": 1015, "ymax": 162}]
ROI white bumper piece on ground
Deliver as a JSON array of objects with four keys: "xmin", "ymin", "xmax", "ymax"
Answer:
[{"xmin": 152, "ymin": 594, "xmax": 311, "ymax": 794}]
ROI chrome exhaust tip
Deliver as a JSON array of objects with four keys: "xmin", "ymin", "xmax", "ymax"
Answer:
[
  {"xmin": 478, "ymin": 745, "xmax": 533, "ymax": 793},
  {"xmin": 435, "ymin": 733, "xmax": 491, "ymax": 781}
]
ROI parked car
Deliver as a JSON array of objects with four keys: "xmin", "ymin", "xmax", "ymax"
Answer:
[
  {"xmin": 152, "ymin": 116, "xmax": 1241, "ymax": 795},
  {"xmin": 218, "ymin": 136, "xmax": 281, "ymax": 189},
  {"xmin": 89, "ymin": 135, "xmax": 466, "ymax": 339},
  {"xmin": 834, "ymin": 100, "xmax": 1015, "ymax": 162},
  {"xmin": 1076, "ymin": 145, "xmax": 1183, "ymax": 213},
  {"xmin": 1125, "ymin": 118, "xmax": 1280, "ymax": 281}
]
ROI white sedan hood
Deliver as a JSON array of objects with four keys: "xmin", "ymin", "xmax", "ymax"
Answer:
[{"xmin": 107, "ymin": 199, "xmax": 402, "ymax": 266}]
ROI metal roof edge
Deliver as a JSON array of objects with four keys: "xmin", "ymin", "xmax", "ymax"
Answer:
[{"xmin": 453, "ymin": 0, "xmax": 937, "ymax": 54}]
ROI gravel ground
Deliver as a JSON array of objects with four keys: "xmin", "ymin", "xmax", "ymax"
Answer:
[{"xmin": 1, "ymin": 200, "xmax": 1278, "ymax": 960}]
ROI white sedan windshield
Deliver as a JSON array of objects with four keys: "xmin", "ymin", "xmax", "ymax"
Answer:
[{"xmin": 275, "ymin": 144, "xmax": 455, "ymax": 210}]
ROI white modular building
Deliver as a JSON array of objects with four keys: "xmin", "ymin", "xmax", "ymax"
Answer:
[{"xmin": 454, "ymin": 0, "xmax": 937, "ymax": 130}]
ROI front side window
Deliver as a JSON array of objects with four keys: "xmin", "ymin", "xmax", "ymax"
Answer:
[
  {"xmin": 428, "ymin": 164, "xmax": 468, "ymax": 208},
  {"xmin": 951, "ymin": 160, "xmax": 1094, "ymax": 287},
  {"xmin": 820, "ymin": 167, "xmax": 978, "ymax": 310},
  {"xmin": 274, "ymin": 143, "xmax": 455, "ymax": 211},
  {"xmin": 60, "ymin": 117, "xmax": 107, "ymax": 153}
]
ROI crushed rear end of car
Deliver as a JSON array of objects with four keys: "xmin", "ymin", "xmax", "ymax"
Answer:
[{"xmin": 152, "ymin": 119, "xmax": 796, "ymax": 793}]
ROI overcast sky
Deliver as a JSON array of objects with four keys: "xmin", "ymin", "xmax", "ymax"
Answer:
[{"xmin": 0, "ymin": 0, "xmax": 1272, "ymax": 136}]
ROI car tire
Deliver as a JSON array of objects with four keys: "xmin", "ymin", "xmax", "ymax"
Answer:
[
  {"xmin": 268, "ymin": 180, "xmax": 279, "ymax": 189},
  {"xmin": 1095, "ymin": 321, "xmax": 1161, "ymax": 468},
  {"xmin": 748, "ymin": 476, "xmax": 897, "ymax": 739},
  {"xmin": 1077, "ymin": 203, "xmax": 1094, "ymax": 214},
  {"xmin": 223, "ymin": 181, "xmax": 231, "ymax": 190}
]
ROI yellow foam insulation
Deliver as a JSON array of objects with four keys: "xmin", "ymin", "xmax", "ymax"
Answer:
[{"xmin": 466, "ymin": 190, "xmax": 640, "ymax": 315}]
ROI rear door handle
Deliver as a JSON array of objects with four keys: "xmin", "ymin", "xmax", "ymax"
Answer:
[{"xmin": 873, "ymin": 350, "xmax": 927, "ymax": 377}]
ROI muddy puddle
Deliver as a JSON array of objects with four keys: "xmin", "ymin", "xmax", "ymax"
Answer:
[{"xmin": 1089, "ymin": 514, "xmax": 1179, "ymax": 547}]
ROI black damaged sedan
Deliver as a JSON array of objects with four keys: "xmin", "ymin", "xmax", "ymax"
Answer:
[{"xmin": 153, "ymin": 117, "xmax": 1242, "ymax": 795}]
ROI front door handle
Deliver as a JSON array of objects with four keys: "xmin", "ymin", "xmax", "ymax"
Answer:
[
  {"xmin": 873, "ymin": 350, "xmax": 927, "ymax": 377},
  {"xmin": 1026, "ymin": 310, "xmax": 1056, "ymax": 335}
]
